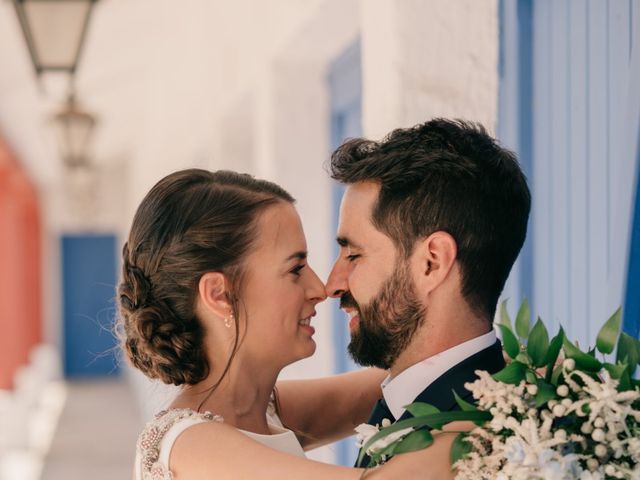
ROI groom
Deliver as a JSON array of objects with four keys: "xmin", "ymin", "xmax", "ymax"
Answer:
[{"xmin": 325, "ymin": 118, "xmax": 531, "ymax": 465}]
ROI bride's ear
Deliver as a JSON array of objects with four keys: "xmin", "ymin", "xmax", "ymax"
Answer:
[{"xmin": 197, "ymin": 272, "xmax": 232, "ymax": 318}]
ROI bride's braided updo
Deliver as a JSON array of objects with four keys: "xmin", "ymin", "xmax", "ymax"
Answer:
[{"xmin": 118, "ymin": 169, "xmax": 294, "ymax": 386}]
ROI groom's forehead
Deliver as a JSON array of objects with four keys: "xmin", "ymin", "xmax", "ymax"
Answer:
[{"xmin": 339, "ymin": 181, "xmax": 379, "ymax": 220}]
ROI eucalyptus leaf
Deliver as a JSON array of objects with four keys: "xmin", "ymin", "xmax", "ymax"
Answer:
[
  {"xmin": 596, "ymin": 307, "xmax": 622, "ymax": 354},
  {"xmin": 492, "ymin": 361, "xmax": 527, "ymax": 384},
  {"xmin": 563, "ymin": 337, "xmax": 603, "ymax": 372},
  {"xmin": 498, "ymin": 324, "xmax": 520, "ymax": 359},
  {"xmin": 616, "ymin": 332, "xmax": 640, "ymax": 367},
  {"xmin": 392, "ymin": 429, "xmax": 434, "ymax": 455},
  {"xmin": 450, "ymin": 432, "xmax": 472, "ymax": 465},
  {"xmin": 545, "ymin": 328, "xmax": 565, "ymax": 382},
  {"xmin": 515, "ymin": 298, "xmax": 531, "ymax": 339},
  {"xmin": 528, "ymin": 318, "xmax": 550, "ymax": 367}
]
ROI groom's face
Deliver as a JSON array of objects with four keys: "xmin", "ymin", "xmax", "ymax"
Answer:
[{"xmin": 326, "ymin": 181, "xmax": 426, "ymax": 369}]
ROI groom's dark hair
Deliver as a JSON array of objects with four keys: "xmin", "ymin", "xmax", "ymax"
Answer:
[{"xmin": 330, "ymin": 118, "xmax": 531, "ymax": 320}]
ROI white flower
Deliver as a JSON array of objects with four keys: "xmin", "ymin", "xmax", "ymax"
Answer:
[
  {"xmin": 580, "ymin": 470, "xmax": 603, "ymax": 480},
  {"xmin": 594, "ymin": 444, "xmax": 607, "ymax": 458},
  {"xmin": 354, "ymin": 422, "xmax": 413, "ymax": 454},
  {"xmin": 503, "ymin": 437, "xmax": 526, "ymax": 464},
  {"xmin": 591, "ymin": 429, "xmax": 605, "ymax": 442},
  {"xmin": 354, "ymin": 423, "xmax": 379, "ymax": 449}
]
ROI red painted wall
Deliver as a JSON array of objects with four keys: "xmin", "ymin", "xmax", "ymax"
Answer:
[{"xmin": 0, "ymin": 135, "xmax": 42, "ymax": 389}]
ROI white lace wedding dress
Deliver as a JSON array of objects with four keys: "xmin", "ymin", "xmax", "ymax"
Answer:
[{"xmin": 133, "ymin": 399, "xmax": 305, "ymax": 479}]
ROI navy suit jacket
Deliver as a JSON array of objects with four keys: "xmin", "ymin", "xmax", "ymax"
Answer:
[{"xmin": 358, "ymin": 339, "xmax": 505, "ymax": 466}]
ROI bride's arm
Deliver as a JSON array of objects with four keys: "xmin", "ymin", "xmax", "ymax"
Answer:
[
  {"xmin": 275, "ymin": 368, "xmax": 387, "ymax": 449},
  {"xmin": 171, "ymin": 422, "xmax": 364, "ymax": 480},
  {"xmin": 169, "ymin": 420, "xmax": 460, "ymax": 480}
]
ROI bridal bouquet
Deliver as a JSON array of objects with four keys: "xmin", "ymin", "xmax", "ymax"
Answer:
[{"xmin": 356, "ymin": 301, "xmax": 640, "ymax": 480}]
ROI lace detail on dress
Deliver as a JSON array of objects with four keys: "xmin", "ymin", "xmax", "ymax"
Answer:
[{"xmin": 137, "ymin": 408, "xmax": 223, "ymax": 480}]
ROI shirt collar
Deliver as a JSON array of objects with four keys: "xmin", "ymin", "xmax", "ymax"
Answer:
[{"xmin": 381, "ymin": 330, "xmax": 497, "ymax": 420}]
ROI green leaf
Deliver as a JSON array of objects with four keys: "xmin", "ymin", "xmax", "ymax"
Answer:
[
  {"xmin": 392, "ymin": 429, "xmax": 434, "ymax": 455},
  {"xmin": 492, "ymin": 361, "xmax": 527, "ymax": 384},
  {"xmin": 563, "ymin": 337, "xmax": 603, "ymax": 372},
  {"xmin": 527, "ymin": 318, "xmax": 550, "ymax": 367},
  {"xmin": 534, "ymin": 379, "xmax": 557, "ymax": 407},
  {"xmin": 616, "ymin": 332, "xmax": 640, "ymax": 367},
  {"xmin": 452, "ymin": 390, "xmax": 484, "ymax": 426},
  {"xmin": 603, "ymin": 362, "xmax": 627, "ymax": 379},
  {"xmin": 525, "ymin": 369, "xmax": 538, "ymax": 384},
  {"xmin": 404, "ymin": 402, "xmax": 440, "ymax": 418},
  {"xmin": 498, "ymin": 324, "xmax": 520, "ymax": 359},
  {"xmin": 544, "ymin": 328, "xmax": 565, "ymax": 382},
  {"xmin": 603, "ymin": 363, "xmax": 632, "ymax": 391},
  {"xmin": 550, "ymin": 364, "xmax": 563, "ymax": 385},
  {"xmin": 515, "ymin": 298, "xmax": 531, "ymax": 339},
  {"xmin": 450, "ymin": 432, "xmax": 471, "ymax": 465},
  {"xmin": 452, "ymin": 390, "xmax": 478, "ymax": 412},
  {"xmin": 357, "ymin": 411, "xmax": 492, "ymax": 465},
  {"xmin": 499, "ymin": 299, "xmax": 513, "ymax": 330},
  {"xmin": 596, "ymin": 307, "xmax": 622, "ymax": 354},
  {"xmin": 515, "ymin": 352, "xmax": 531, "ymax": 365}
]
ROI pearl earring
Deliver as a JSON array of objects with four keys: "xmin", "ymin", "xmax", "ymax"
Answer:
[{"xmin": 224, "ymin": 312, "xmax": 234, "ymax": 329}]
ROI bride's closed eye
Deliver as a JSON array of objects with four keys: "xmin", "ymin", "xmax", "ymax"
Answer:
[{"xmin": 290, "ymin": 264, "xmax": 306, "ymax": 277}]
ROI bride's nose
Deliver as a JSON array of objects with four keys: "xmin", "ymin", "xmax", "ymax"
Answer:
[{"xmin": 306, "ymin": 267, "xmax": 327, "ymax": 303}]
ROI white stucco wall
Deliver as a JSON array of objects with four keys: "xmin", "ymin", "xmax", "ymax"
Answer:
[{"xmin": 361, "ymin": 0, "xmax": 498, "ymax": 139}]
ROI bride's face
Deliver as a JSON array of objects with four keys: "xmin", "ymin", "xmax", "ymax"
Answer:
[{"xmin": 237, "ymin": 202, "xmax": 326, "ymax": 366}]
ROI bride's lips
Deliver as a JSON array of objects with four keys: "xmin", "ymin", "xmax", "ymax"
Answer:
[{"xmin": 298, "ymin": 311, "xmax": 316, "ymax": 335}]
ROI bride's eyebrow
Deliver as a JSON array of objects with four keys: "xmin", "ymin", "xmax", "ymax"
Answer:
[{"xmin": 284, "ymin": 251, "xmax": 307, "ymax": 262}]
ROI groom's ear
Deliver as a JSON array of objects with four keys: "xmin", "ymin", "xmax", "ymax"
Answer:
[
  {"xmin": 197, "ymin": 272, "xmax": 233, "ymax": 319},
  {"xmin": 414, "ymin": 231, "xmax": 458, "ymax": 295}
]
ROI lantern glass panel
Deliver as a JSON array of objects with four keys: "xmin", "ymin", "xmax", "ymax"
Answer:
[{"xmin": 23, "ymin": 1, "xmax": 92, "ymax": 69}]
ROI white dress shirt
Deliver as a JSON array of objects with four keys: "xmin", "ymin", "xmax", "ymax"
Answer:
[{"xmin": 381, "ymin": 330, "xmax": 497, "ymax": 420}]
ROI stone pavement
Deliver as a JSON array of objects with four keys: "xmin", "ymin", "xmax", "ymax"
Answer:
[{"xmin": 41, "ymin": 378, "xmax": 141, "ymax": 480}]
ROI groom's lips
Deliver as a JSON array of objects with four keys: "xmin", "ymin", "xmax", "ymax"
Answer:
[{"xmin": 343, "ymin": 308, "xmax": 360, "ymax": 330}]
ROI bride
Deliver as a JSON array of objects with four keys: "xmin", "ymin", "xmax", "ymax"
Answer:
[{"xmin": 118, "ymin": 169, "xmax": 458, "ymax": 479}]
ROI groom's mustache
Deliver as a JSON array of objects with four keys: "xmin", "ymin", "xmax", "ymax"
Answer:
[{"xmin": 339, "ymin": 291, "xmax": 359, "ymax": 311}]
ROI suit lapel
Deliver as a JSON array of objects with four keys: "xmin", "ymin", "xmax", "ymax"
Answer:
[
  {"xmin": 356, "ymin": 340, "xmax": 505, "ymax": 467},
  {"xmin": 398, "ymin": 340, "xmax": 505, "ymax": 421}
]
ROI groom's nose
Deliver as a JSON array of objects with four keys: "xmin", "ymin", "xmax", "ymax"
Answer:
[{"xmin": 325, "ymin": 258, "xmax": 348, "ymax": 298}]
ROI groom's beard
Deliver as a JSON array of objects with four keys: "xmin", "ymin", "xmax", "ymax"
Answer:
[{"xmin": 342, "ymin": 261, "xmax": 425, "ymax": 369}]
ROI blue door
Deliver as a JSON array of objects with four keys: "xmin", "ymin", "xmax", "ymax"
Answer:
[{"xmin": 62, "ymin": 234, "xmax": 120, "ymax": 377}]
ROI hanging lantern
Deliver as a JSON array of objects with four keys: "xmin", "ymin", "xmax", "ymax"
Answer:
[
  {"xmin": 13, "ymin": 0, "xmax": 98, "ymax": 76},
  {"xmin": 51, "ymin": 96, "xmax": 96, "ymax": 168}
]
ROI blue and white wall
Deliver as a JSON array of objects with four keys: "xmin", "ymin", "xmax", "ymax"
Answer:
[{"xmin": 499, "ymin": 0, "xmax": 640, "ymax": 348}]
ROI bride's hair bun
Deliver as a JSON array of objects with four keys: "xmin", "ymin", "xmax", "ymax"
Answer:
[
  {"xmin": 117, "ymin": 169, "xmax": 294, "ymax": 386},
  {"xmin": 119, "ymin": 248, "xmax": 206, "ymax": 385}
]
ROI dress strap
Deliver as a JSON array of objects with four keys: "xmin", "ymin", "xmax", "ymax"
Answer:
[{"xmin": 137, "ymin": 409, "xmax": 223, "ymax": 480}]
